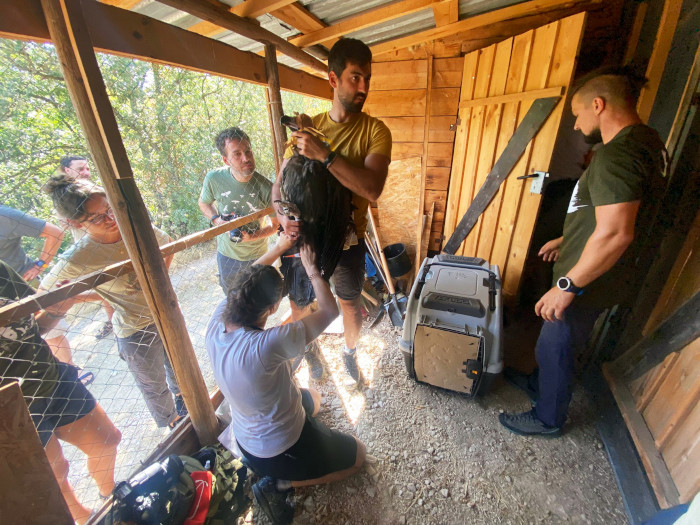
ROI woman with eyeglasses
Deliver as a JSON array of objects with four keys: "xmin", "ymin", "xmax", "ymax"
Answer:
[
  {"xmin": 52, "ymin": 155, "xmax": 116, "ymax": 341},
  {"xmin": 40, "ymin": 175, "xmax": 187, "ymax": 429}
]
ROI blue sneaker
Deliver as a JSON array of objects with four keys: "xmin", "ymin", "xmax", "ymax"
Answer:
[{"xmin": 499, "ymin": 409, "xmax": 562, "ymax": 437}]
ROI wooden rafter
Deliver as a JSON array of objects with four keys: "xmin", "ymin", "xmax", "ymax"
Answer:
[
  {"xmin": 232, "ymin": 0, "xmax": 297, "ymax": 19},
  {"xmin": 272, "ymin": 2, "xmax": 326, "ymax": 34},
  {"xmin": 432, "ymin": 0, "xmax": 458, "ymax": 27},
  {"xmin": 371, "ymin": 0, "xmax": 601, "ymax": 57},
  {"xmin": 155, "ymin": 0, "xmax": 327, "ymax": 74},
  {"xmin": 289, "ymin": 0, "xmax": 445, "ymax": 48},
  {"xmin": 100, "ymin": 0, "xmax": 141, "ymax": 8},
  {"xmin": 0, "ymin": 0, "xmax": 331, "ymax": 98},
  {"xmin": 185, "ymin": 0, "xmax": 297, "ymax": 38}
]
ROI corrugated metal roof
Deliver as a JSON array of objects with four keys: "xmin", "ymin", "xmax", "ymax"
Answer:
[{"xmin": 126, "ymin": 0, "xmax": 532, "ymax": 70}]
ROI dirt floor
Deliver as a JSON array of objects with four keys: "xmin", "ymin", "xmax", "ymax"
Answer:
[{"xmin": 60, "ymin": 248, "xmax": 628, "ymax": 524}]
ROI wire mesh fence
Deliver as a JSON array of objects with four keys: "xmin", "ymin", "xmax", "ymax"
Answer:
[{"xmin": 1, "ymin": 192, "xmax": 290, "ymax": 517}]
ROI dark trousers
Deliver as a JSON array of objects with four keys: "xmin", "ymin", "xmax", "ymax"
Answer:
[{"xmin": 534, "ymin": 302, "xmax": 604, "ymax": 427}]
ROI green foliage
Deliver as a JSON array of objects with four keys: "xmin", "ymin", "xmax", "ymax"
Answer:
[{"xmin": 0, "ymin": 39, "xmax": 330, "ymax": 240}]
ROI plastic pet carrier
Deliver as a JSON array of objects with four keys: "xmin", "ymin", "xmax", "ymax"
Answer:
[{"xmin": 399, "ymin": 254, "xmax": 503, "ymax": 396}]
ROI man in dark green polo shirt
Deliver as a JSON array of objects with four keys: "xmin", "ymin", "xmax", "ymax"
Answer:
[{"xmin": 499, "ymin": 66, "xmax": 667, "ymax": 436}]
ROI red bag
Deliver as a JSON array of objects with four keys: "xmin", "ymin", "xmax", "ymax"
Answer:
[{"xmin": 183, "ymin": 470, "xmax": 213, "ymax": 525}]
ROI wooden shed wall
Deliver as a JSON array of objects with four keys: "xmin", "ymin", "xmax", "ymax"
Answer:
[
  {"xmin": 630, "ymin": 209, "xmax": 700, "ymax": 503},
  {"xmin": 364, "ymin": 56, "xmax": 463, "ymax": 252}
]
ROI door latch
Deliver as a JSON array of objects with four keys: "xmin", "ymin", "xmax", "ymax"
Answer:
[{"xmin": 517, "ymin": 171, "xmax": 549, "ymax": 194}]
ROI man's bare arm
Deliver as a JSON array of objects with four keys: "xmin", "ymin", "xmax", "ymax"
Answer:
[
  {"xmin": 535, "ymin": 201, "xmax": 639, "ymax": 322},
  {"xmin": 198, "ymin": 199, "xmax": 226, "ymax": 226},
  {"xmin": 22, "ymin": 222, "xmax": 65, "ymax": 281}
]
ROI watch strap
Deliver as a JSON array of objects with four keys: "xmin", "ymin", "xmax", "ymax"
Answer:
[{"xmin": 323, "ymin": 151, "xmax": 337, "ymax": 168}]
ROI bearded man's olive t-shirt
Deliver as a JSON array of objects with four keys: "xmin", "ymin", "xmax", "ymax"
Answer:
[{"xmin": 553, "ymin": 124, "xmax": 666, "ymax": 307}]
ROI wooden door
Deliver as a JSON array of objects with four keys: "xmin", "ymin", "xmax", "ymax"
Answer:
[{"xmin": 443, "ymin": 13, "xmax": 586, "ymax": 299}]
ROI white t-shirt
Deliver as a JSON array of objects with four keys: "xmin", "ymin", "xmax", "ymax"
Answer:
[{"xmin": 206, "ymin": 299, "xmax": 307, "ymax": 458}]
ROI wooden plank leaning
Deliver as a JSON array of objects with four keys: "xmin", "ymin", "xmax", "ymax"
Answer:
[
  {"xmin": 40, "ymin": 0, "xmax": 218, "ymax": 445},
  {"xmin": 442, "ymin": 96, "xmax": 560, "ymax": 255}
]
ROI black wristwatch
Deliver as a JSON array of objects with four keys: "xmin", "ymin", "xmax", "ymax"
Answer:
[
  {"xmin": 557, "ymin": 276, "xmax": 583, "ymax": 295},
  {"xmin": 323, "ymin": 151, "xmax": 337, "ymax": 168},
  {"xmin": 209, "ymin": 214, "xmax": 220, "ymax": 226}
]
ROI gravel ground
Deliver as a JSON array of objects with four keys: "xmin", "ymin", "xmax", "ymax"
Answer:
[
  {"xmin": 242, "ymin": 317, "xmax": 628, "ymax": 525},
  {"xmin": 58, "ymin": 247, "xmax": 627, "ymax": 524}
]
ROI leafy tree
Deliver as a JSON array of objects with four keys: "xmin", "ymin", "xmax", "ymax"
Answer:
[{"xmin": 0, "ymin": 38, "xmax": 330, "ymax": 239}]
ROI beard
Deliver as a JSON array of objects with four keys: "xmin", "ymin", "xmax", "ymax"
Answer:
[
  {"xmin": 338, "ymin": 91, "xmax": 366, "ymax": 113},
  {"xmin": 583, "ymin": 128, "xmax": 602, "ymax": 145}
]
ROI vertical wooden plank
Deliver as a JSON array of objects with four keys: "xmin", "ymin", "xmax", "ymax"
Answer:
[
  {"xmin": 634, "ymin": 353, "xmax": 681, "ymax": 412},
  {"xmin": 645, "ymin": 209, "xmax": 700, "ymax": 335},
  {"xmin": 623, "ymin": 1, "xmax": 648, "ymax": 65},
  {"xmin": 265, "ymin": 89, "xmax": 281, "ymax": 175},
  {"xmin": 463, "ymin": 38, "xmax": 512, "ymax": 258},
  {"xmin": 642, "ymin": 338, "xmax": 700, "ymax": 443},
  {"xmin": 603, "ymin": 364, "xmax": 681, "ymax": 508},
  {"xmin": 442, "ymin": 51, "xmax": 479, "ymax": 243},
  {"xmin": 662, "ymin": 400, "xmax": 700, "ymax": 502},
  {"xmin": 637, "ymin": 0, "xmax": 684, "ymax": 123},
  {"xmin": 265, "ymin": 43, "xmax": 287, "ymax": 168},
  {"xmin": 42, "ymin": 0, "xmax": 218, "ymax": 444},
  {"xmin": 417, "ymin": 56, "xmax": 433, "ymax": 272},
  {"xmin": 489, "ymin": 30, "xmax": 535, "ymax": 273},
  {"xmin": 454, "ymin": 45, "xmax": 496, "ymax": 256},
  {"xmin": 0, "ymin": 383, "xmax": 73, "ymax": 524},
  {"xmin": 502, "ymin": 13, "xmax": 586, "ymax": 297}
]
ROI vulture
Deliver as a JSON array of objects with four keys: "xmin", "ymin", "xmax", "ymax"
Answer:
[{"xmin": 277, "ymin": 114, "xmax": 354, "ymax": 305}]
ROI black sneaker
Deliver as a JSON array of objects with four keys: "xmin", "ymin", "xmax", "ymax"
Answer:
[
  {"xmin": 252, "ymin": 476, "xmax": 294, "ymax": 524},
  {"xmin": 503, "ymin": 367, "xmax": 539, "ymax": 403},
  {"xmin": 499, "ymin": 409, "xmax": 562, "ymax": 437},
  {"xmin": 174, "ymin": 395, "xmax": 188, "ymax": 418},
  {"xmin": 305, "ymin": 341, "xmax": 326, "ymax": 380},
  {"xmin": 343, "ymin": 350, "xmax": 361, "ymax": 383}
]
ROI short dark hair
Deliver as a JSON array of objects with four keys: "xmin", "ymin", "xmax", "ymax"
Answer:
[
  {"xmin": 43, "ymin": 174, "xmax": 106, "ymax": 221},
  {"xmin": 223, "ymin": 264, "xmax": 284, "ymax": 327},
  {"xmin": 328, "ymin": 38, "xmax": 372, "ymax": 77},
  {"xmin": 215, "ymin": 127, "xmax": 250, "ymax": 156},
  {"xmin": 572, "ymin": 65, "xmax": 648, "ymax": 108},
  {"xmin": 59, "ymin": 155, "xmax": 87, "ymax": 171}
]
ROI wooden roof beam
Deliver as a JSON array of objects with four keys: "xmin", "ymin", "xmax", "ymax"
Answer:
[
  {"xmin": 432, "ymin": 0, "xmax": 458, "ymax": 27},
  {"xmin": 155, "ymin": 0, "xmax": 327, "ymax": 74},
  {"xmin": 0, "ymin": 0, "xmax": 331, "ymax": 99},
  {"xmin": 289, "ymin": 0, "xmax": 447, "ymax": 48},
  {"xmin": 271, "ymin": 2, "xmax": 326, "ymax": 34},
  {"xmin": 184, "ymin": 0, "xmax": 296, "ymax": 38},
  {"xmin": 371, "ymin": 0, "xmax": 602, "ymax": 57}
]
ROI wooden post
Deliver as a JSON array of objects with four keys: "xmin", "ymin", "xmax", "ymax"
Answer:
[
  {"xmin": 417, "ymin": 54, "xmax": 434, "ymax": 272},
  {"xmin": 0, "ymin": 383, "xmax": 73, "ymax": 524},
  {"xmin": 40, "ymin": 0, "xmax": 218, "ymax": 445},
  {"xmin": 265, "ymin": 43, "xmax": 287, "ymax": 168}
]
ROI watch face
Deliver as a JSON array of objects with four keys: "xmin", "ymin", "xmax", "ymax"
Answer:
[{"xmin": 557, "ymin": 277, "xmax": 570, "ymax": 290}]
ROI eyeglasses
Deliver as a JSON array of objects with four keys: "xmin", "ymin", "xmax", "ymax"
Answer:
[{"xmin": 83, "ymin": 207, "xmax": 115, "ymax": 225}]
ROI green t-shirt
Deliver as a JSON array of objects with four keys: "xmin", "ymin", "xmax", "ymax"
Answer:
[
  {"xmin": 40, "ymin": 226, "xmax": 171, "ymax": 338},
  {"xmin": 553, "ymin": 124, "xmax": 666, "ymax": 307},
  {"xmin": 284, "ymin": 112, "xmax": 392, "ymax": 239},
  {"xmin": 200, "ymin": 167, "xmax": 273, "ymax": 261},
  {"xmin": 0, "ymin": 260, "xmax": 59, "ymax": 398}
]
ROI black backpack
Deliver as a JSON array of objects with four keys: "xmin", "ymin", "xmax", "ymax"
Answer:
[{"xmin": 102, "ymin": 444, "xmax": 249, "ymax": 525}]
